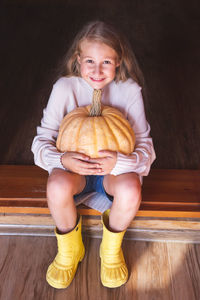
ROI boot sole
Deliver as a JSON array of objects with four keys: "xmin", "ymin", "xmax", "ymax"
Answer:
[
  {"xmin": 46, "ymin": 246, "xmax": 85, "ymax": 289},
  {"xmin": 99, "ymin": 246, "xmax": 128, "ymax": 288}
]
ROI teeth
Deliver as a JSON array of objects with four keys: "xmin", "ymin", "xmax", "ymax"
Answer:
[{"xmin": 91, "ymin": 77, "xmax": 104, "ymax": 80}]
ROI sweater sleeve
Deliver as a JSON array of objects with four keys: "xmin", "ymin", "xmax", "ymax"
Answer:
[
  {"xmin": 110, "ymin": 89, "xmax": 156, "ymax": 176},
  {"xmin": 31, "ymin": 79, "xmax": 69, "ymax": 173}
]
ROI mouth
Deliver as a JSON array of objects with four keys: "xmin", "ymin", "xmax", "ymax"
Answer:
[{"xmin": 90, "ymin": 77, "xmax": 105, "ymax": 82}]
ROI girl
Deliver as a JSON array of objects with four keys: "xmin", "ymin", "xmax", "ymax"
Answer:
[{"xmin": 32, "ymin": 21, "xmax": 156, "ymax": 289}]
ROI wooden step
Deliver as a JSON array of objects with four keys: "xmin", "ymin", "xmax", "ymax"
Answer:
[
  {"xmin": 0, "ymin": 165, "xmax": 200, "ymax": 218},
  {"xmin": 0, "ymin": 165, "xmax": 200, "ymax": 242}
]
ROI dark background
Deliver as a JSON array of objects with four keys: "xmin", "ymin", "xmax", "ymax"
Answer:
[{"xmin": 0, "ymin": 0, "xmax": 200, "ymax": 169}]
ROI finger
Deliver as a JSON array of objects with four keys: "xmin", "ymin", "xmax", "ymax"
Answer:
[
  {"xmin": 66, "ymin": 152, "xmax": 90, "ymax": 160},
  {"xmin": 97, "ymin": 150, "xmax": 109, "ymax": 157},
  {"xmin": 98, "ymin": 150, "xmax": 116, "ymax": 157},
  {"xmin": 78, "ymin": 168, "xmax": 103, "ymax": 175},
  {"xmin": 90, "ymin": 158, "xmax": 105, "ymax": 164},
  {"xmin": 72, "ymin": 152, "xmax": 90, "ymax": 161},
  {"xmin": 88, "ymin": 157, "xmax": 100, "ymax": 163},
  {"xmin": 77, "ymin": 160, "xmax": 100, "ymax": 169},
  {"xmin": 75, "ymin": 161, "xmax": 102, "ymax": 172}
]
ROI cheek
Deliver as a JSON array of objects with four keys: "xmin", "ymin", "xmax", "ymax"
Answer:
[
  {"xmin": 106, "ymin": 66, "xmax": 117, "ymax": 78},
  {"xmin": 79, "ymin": 64, "xmax": 87, "ymax": 77},
  {"xmin": 80, "ymin": 64, "xmax": 92, "ymax": 77}
]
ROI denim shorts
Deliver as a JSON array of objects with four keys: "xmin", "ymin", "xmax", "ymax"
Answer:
[{"xmin": 74, "ymin": 175, "xmax": 113, "ymax": 201}]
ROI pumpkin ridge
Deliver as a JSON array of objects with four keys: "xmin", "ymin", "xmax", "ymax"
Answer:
[
  {"xmin": 99, "ymin": 117, "xmax": 109, "ymax": 149},
  {"xmin": 57, "ymin": 117, "xmax": 75, "ymax": 151},
  {"xmin": 103, "ymin": 117, "xmax": 120, "ymax": 151},
  {"xmin": 106, "ymin": 113, "xmax": 135, "ymax": 147},
  {"xmin": 93, "ymin": 117, "xmax": 98, "ymax": 157},
  {"xmin": 102, "ymin": 106, "xmax": 124, "ymax": 118},
  {"xmin": 75, "ymin": 118, "xmax": 87, "ymax": 154},
  {"xmin": 104, "ymin": 115, "xmax": 134, "ymax": 153},
  {"xmin": 105, "ymin": 110, "xmax": 133, "ymax": 128},
  {"xmin": 93, "ymin": 116, "xmax": 110, "ymax": 154},
  {"xmin": 56, "ymin": 99, "xmax": 135, "ymax": 157},
  {"xmin": 57, "ymin": 113, "xmax": 82, "ymax": 144}
]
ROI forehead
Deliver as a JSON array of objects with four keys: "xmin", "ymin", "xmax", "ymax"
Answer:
[{"xmin": 79, "ymin": 39, "xmax": 118, "ymax": 58}]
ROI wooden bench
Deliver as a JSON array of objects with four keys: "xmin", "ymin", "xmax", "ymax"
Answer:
[{"xmin": 0, "ymin": 165, "xmax": 200, "ymax": 241}]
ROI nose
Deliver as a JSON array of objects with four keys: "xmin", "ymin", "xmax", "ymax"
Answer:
[{"xmin": 93, "ymin": 64, "xmax": 103, "ymax": 75}]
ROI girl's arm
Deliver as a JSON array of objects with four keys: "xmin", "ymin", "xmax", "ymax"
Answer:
[
  {"xmin": 110, "ymin": 90, "xmax": 156, "ymax": 177},
  {"xmin": 31, "ymin": 79, "xmax": 68, "ymax": 174},
  {"xmin": 31, "ymin": 78, "xmax": 102, "ymax": 175}
]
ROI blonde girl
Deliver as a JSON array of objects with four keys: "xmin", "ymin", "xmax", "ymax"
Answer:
[{"xmin": 32, "ymin": 21, "xmax": 155, "ymax": 289}]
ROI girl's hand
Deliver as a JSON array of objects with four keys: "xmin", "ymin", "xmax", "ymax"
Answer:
[
  {"xmin": 61, "ymin": 152, "xmax": 102, "ymax": 175},
  {"xmin": 90, "ymin": 150, "xmax": 117, "ymax": 175}
]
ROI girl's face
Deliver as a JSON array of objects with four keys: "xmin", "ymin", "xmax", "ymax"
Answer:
[{"xmin": 77, "ymin": 39, "xmax": 120, "ymax": 90}]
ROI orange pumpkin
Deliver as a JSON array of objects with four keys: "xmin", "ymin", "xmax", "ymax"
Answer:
[{"xmin": 56, "ymin": 90, "xmax": 135, "ymax": 158}]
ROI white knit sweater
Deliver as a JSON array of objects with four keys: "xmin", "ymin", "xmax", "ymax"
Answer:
[
  {"xmin": 32, "ymin": 76, "xmax": 156, "ymax": 177},
  {"xmin": 31, "ymin": 76, "xmax": 156, "ymax": 212}
]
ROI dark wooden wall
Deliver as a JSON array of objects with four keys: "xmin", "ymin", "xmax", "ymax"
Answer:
[{"xmin": 0, "ymin": 0, "xmax": 200, "ymax": 169}]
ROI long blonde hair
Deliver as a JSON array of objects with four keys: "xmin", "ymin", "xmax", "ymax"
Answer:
[{"xmin": 60, "ymin": 21, "xmax": 144, "ymax": 87}]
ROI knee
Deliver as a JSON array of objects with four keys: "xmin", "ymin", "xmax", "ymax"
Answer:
[
  {"xmin": 115, "ymin": 175, "xmax": 141, "ymax": 208},
  {"xmin": 47, "ymin": 170, "xmax": 74, "ymax": 204}
]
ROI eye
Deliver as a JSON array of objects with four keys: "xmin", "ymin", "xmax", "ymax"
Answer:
[
  {"xmin": 86, "ymin": 59, "xmax": 94, "ymax": 64},
  {"xmin": 103, "ymin": 60, "xmax": 111, "ymax": 64}
]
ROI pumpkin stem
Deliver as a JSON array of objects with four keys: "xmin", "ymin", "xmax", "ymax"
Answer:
[{"xmin": 89, "ymin": 89, "xmax": 102, "ymax": 116}]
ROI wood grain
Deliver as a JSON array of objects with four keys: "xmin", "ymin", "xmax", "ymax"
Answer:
[
  {"xmin": 0, "ymin": 236, "xmax": 200, "ymax": 299},
  {"xmin": 1, "ymin": 214, "xmax": 200, "ymax": 230},
  {"xmin": 0, "ymin": 165, "xmax": 200, "ymax": 218},
  {"xmin": 1, "ymin": 214, "xmax": 200, "ymax": 243}
]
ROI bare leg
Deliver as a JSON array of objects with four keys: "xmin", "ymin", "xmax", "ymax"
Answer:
[
  {"xmin": 47, "ymin": 168, "xmax": 86, "ymax": 233},
  {"xmin": 103, "ymin": 172, "xmax": 141, "ymax": 232}
]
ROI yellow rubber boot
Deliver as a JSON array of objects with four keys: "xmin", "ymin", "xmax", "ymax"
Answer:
[
  {"xmin": 100, "ymin": 209, "xmax": 128, "ymax": 288},
  {"xmin": 46, "ymin": 215, "xmax": 85, "ymax": 289}
]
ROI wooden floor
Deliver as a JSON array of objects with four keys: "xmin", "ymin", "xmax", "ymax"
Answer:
[{"xmin": 0, "ymin": 236, "xmax": 200, "ymax": 300}]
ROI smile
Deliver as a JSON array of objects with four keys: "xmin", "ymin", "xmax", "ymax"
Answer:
[{"xmin": 90, "ymin": 77, "xmax": 105, "ymax": 82}]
